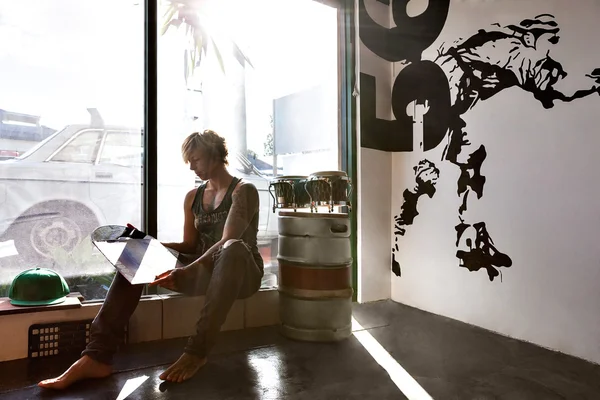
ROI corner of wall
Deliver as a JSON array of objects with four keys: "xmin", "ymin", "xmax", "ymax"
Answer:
[
  {"xmin": 357, "ymin": 147, "xmax": 392, "ymax": 303},
  {"xmin": 355, "ymin": 0, "xmax": 394, "ymax": 304}
]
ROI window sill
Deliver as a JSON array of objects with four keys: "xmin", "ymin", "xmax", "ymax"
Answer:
[
  {"xmin": 0, "ymin": 288, "xmax": 280, "ymax": 362},
  {"xmin": 0, "ymin": 293, "xmax": 84, "ymax": 316}
]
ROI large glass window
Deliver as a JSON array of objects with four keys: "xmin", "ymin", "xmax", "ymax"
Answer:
[
  {"xmin": 0, "ymin": 0, "xmax": 144, "ymax": 300},
  {"xmin": 156, "ymin": 0, "xmax": 340, "ymax": 290},
  {"xmin": 0, "ymin": 0, "xmax": 346, "ymax": 301}
]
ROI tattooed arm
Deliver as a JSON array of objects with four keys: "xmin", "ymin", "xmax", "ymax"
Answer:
[
  {"xmin": 187, "ymin": 181, "xmax": 259, "ymax": 269},
  {"xmin": 222, "ymin": 182, "xmax": 260, "ymax": 239}
]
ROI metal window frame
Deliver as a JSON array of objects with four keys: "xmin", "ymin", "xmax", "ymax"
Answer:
[
  {"xmin": 143, "ymin": 0, "xmax": 158, "ymax": 296},
  {"xmin": 337, "ymin": 0, "xmax": 358, "ymax": 302},
  {"xmin": 312, "ymin": 0, "xmax": 358, "ymax": 301},
  {"xmin": 144, "ymin": 0, "xmax": 158, "ymax": 238}
]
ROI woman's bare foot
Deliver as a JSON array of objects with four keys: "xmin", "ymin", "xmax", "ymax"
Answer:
[
  {"xmin": 38, "ymin": 355, "xmax": 112, "ymax": 390},
  {"xmin": 159, "ymin": 353, "xmax": 207, "ymax": 383}
]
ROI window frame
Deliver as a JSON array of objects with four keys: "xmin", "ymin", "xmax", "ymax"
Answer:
[{"xmin": 337, "ymin": 0, "xmax": 358, "ymax": 301}]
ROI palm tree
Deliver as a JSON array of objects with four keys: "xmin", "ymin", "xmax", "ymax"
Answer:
[
  {"xmin": 160, "ymin": 0, "xmax": 253, "ymax": 85},
  {"xmin": 160, "ymin": 0, "xmax": 253, "ymax": 156}
]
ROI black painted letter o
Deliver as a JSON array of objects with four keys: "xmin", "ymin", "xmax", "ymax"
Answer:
[{"xmin": 392, "ymin": 61, "xmax": 451, "ymax": 152}]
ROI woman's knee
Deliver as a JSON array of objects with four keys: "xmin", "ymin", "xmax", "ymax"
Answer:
[
  {"xmin": 223, "ymin": 239, "xmax": 243, "ymax": 249},
  {"xmin": 217, "ymin": 239, "xmax": 249, "ymax": 264},
  {"xmin": 222, "ymin": 240, "xmax": 250, "ymax": 258}
]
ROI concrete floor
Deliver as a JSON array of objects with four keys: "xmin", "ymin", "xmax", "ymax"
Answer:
[{"xmin": 1, "ymin": 300, "xmax": 599, "ymax": 399}]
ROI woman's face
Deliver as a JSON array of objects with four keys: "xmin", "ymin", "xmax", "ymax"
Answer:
[{"xmin": 188, "ymin": 147, "xmax": 218, "ymax": 180}]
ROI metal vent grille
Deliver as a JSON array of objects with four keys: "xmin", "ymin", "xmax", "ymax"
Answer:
[{"xmin": 28, "ymin": 320, "xmax": 128, "ymax": 359}]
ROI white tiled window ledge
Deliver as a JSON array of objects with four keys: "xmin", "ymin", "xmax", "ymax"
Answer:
[{"xmin": 0, "ymin": 289, "xmax": 280, "ymax": 362}]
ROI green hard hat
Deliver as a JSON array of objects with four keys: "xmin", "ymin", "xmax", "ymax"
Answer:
[{"xmin": 9, "ymin": 267, "xmax": 70, "ymax": 306}]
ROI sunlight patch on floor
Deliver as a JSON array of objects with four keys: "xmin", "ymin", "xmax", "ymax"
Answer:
[
  {"xmin": 352, "ymin": 317, "xmax": 433, "ymax": 400},
  {"xmin": 116, "ymin": 375, "xmax": 149, "ymax": 400}
]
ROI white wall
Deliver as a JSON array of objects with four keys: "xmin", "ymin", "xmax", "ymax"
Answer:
[
  {"xmin": 359, "ymin": 148, "xmax": 392, "ymax": 302},
  {"xmin": 388, "ymin": 0, "xmax": 600, "ymax": 364},
  {"xmin": 357, "ymin": 0, "xmax": 393, "ymax": 302}
]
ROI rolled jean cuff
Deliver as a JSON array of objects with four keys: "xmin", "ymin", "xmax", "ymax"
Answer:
[
  {"xmin": 81, "ymin": 348, "xmax": 114, "ymax": 365},
  {"xmin": 184, "ymin": 336, "xmax": 207, "ymax": 359}
]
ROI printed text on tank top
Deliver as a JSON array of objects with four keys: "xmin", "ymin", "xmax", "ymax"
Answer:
[
  {"xmin": 193, "ymin": 178, "xmax": 239, "ymax": 251},
  {"xmin": 191, "ymin": 177, "xmax": 264, "ymax": 271}
]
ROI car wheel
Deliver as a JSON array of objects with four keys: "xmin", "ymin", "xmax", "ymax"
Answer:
[{"xmin": 10, "ymin": 203, "xmax": 99, "ymax": 262}]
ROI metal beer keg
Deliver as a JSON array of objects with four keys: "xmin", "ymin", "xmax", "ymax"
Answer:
[{"xmin": 277, "ymin": 211, "xmax": 353, "ymax": 342}]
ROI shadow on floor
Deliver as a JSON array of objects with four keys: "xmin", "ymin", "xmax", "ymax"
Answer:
[{"xmin": 1, "ymin": 300, "xmax": 599, "ymax": 399}]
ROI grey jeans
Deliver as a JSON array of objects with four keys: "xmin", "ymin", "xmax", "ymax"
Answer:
[{"xmin": 82, "ymin": 240, "xmax": 263, "ymax": 364}]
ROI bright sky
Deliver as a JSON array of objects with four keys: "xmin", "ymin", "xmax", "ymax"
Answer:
[
  {"xmin": 0, "ymin": 0, "xmax": 338, "ymax": 156},
  {"xmin": 0, "ymin": 0, "xmax": 144, "ymax": 128}
]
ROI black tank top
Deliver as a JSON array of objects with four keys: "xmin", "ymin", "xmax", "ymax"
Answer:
[{"xmin": 192, "ymin": 177, "xmax": 263, "ymax": 270}]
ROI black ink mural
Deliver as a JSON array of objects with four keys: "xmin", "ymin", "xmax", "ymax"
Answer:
[
  {"xmin": 455, "ymin": 222, "xmax": 512, "ymax": 281},
  {"xmin": 359, "ymin": 1, "xmax": 600, "ymax": 281},
  {"xmin": 436, "ymin": 13, "xmax": 599, "ymax": 280},
  {"xmin": 393, "ymin": 160, "xmax": 440, "ymax": 237},
  {"xmin": 392, "ymin": 160, "xmax": 439, "ymax": 277}
]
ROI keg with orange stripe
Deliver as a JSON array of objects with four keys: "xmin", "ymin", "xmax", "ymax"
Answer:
[{"xmin": 277, "ymin": 211, "xmax": 353, "ymax": 342}]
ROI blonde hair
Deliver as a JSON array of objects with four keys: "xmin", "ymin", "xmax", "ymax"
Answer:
[{"xmin": 181, "ymin": 130, "xmax": 229, "ymax": 165}]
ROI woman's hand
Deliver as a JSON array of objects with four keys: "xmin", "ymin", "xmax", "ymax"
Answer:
[
  {"xmin": 149, "ymin": 263, "xmax": 203, "ymax": 291},
  {"xmin": 150, "ymin": 268, "xmax": 184, "ymax": 291}
]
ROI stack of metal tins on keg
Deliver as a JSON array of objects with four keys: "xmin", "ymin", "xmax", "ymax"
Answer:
[{"xmin": 277, "ymin": 211, "xmax": 353, "ymax": 342}]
